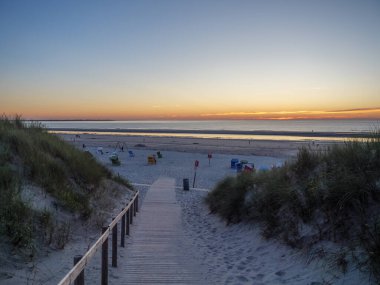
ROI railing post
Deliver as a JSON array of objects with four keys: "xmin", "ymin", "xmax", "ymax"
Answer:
[
  {"xmin": 101, "ymin": 227, "xmax": 108, "ymax": 285},
  {"xmin": 130, "ymin": 201, "xmax": 133, "ymax": 225},
  {"xmin": 112, "ymin": 222, "xmax": 117, "ymax": 267},
  {"xmin": 121, "ymin": 209, "xmax": 125, "ymax": 247},
  {"xmin": 58, "ymin": 197, "xmax": 140, "ymax": 285},
  {"xmin": 126, "ymin": 209, "xmax": 130, "ymax": 235},
  {"xmin": 133, "ymin": 198, "xmax": 137, "ymax": 217},
  {"xmin": 74, "ymin": 255, "xmax": 84, "ymax": 285}
]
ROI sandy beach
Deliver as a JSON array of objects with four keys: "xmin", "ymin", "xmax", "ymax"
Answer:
[
  {"xmin": 0, "ymin": 134, "xmax": 369, "ymax": 284},
  {"xmin": 58, "ymin": 133, "xmax": 342, "ymax": 159}
]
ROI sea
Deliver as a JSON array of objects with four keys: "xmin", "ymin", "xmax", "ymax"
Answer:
[{"xmin": 40, "ymin": 119, "xmax": 379, "ymax": 142}]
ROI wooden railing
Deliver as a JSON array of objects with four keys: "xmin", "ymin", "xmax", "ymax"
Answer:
[{"xmin": 58, "ymin": 191, "xmax": 139, "ymax": 285}]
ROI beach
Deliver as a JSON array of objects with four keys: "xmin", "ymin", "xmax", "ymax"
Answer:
[
  {"xmin": 58, "ymin": 133, "xmax": 342, "ymax": 159},
  {"xmin": 0, "ymin": 134, "xmax": 369, "ymax": 284},
  {"xmin": 64, "ymin": 133, "xmax": 366, "ymax": 284}
]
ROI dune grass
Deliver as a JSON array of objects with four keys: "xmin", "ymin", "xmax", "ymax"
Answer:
[
  {"xmin": 0, "ymin": 116, "xmax": 113, "ymax": 215},
  {"xmin": 0, "ymin": 115, "xmax": 132, "ymax": 252},
  {"xmin": 206, "ymin": 133, "xmax": 380, "ymax": 281}
]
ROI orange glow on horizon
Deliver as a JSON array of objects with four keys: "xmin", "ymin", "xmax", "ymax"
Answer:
[
  {"xmin": 4, "ymin": 107, "xmax": 380, "ymax": 121},
  {"xmin": 198, "ymin": 108, "xmax": 380, "ymax": 120}
]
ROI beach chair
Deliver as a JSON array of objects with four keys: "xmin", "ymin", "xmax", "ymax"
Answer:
[
  {"xmin": 243, "ymin": 164, "xmax": 254, "ymax": 173},
  {"xmin": 109, "ymin": 152, "xmax": 120, "ymax": 165},
  {"xmin": 128, "ymin": 150, "xmax": 135, "ymax": 157},
  {"xmin": 147, "ymin": 155, "xmax": 156, "ymax": 165},
  {"xmin": 231, "ymin": 158, "xmax": 239, "ymax": 169}
]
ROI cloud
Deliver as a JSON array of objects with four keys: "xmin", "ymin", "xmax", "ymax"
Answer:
[
  {"xmin": 200, "ymin": 108, "xmax": 380, "ymax": 120},
  {"xmin": 328, "ymin": 107, "xmax": 380, "ymax": 113}
]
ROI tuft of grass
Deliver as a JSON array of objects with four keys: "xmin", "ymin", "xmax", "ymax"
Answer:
[
  {"xmin": 112, "ymin": 174, "xmax": 134, "ymax": 190},
  {"xmin": 206, "ymin": 174, "xmax": 254, "ymax": 224},
  {"xmin": 361, "ymin": 219, "xmax": 380, "ymax": 281},
  {"xmin": 206, "ymin": 132, "xmax": 380, "ymax": 280},
  {"xmin": 0, "ymin": 167, "xmax": 35, "ymax": 252},
  {"xmin": 292, "ymin": 146, "xmax": 320, "ymax": 178}
]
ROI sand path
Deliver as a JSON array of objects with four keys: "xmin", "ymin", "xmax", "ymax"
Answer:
[{"xmin": 120, "ymin": 177, "xmax": 204, "ymax": 284}]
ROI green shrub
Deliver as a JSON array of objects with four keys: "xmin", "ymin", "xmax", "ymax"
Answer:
[
  {"xmin": 206, "ymin": 174, "xmax": 254, "ymax": 224},
  {"xmin": 0, "ymin": 158, "xmax": 34, "ymax": 249},
  {"xmin": 206, "ymin": 132, "xmax": 380, "ymax": 280},
  {"xmin": 0, "ymin": 185, "xmax": 34, "ymax": 248},
  {"xmin": 38, "ymin": 209, "xmax": 54, "ymax": 245},
  {"xmin": 292, "ymin": 146, "xmax": 320, "ymax": 178}
]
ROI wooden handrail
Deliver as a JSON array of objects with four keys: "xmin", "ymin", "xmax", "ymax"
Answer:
[{"xmin": 58, "ymin": 191, "xmax": 139, "ymax": 285}]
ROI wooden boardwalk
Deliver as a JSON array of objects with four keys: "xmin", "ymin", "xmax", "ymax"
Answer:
[{"xmin": 121, "ymin": 177, "xmax": 203, "ymax": 284}]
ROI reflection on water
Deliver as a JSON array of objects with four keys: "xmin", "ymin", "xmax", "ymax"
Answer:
[
  {"xmin": 38, "ymin": 119, "xmax": 379, "ymax": 133},
  {"xmin": 50, "ymin": 130, "xmax": 356, "ymax": 142}
]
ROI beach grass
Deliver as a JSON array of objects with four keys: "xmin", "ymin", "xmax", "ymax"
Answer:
[
  {"xmin": 206, "ymin": 132, "xmax": 380, "ymax": 281},
  {"xmin": 0, "ymin": 115, "xmax": 133, "ymax": 252}
]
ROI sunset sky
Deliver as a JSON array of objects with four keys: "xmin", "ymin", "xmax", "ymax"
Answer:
[{"xmin": 1, "ymin": 0, "xmax": 379, "ymax": 120}]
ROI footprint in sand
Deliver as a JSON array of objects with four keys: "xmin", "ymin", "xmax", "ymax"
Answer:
[
  {"xmin": 275, "ymin": 270, "xmax": 286, "ymax": 277},
  {"xmin": 256, "ymin": 245, "xmax": 265, "ymax": 251},
  {"xmin": 237, "ymin": 275, "xmax": 249, "ymax": 282},
  {"xmin": 236, "ymin": 248, "xmax": 244, "ymax": 255},
  {"xmin": 0, "ymin": 272, "xmax": 13, "ymax": 280}
]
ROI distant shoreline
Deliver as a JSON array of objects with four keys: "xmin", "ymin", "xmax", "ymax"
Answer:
[{"xmin": 48, "ymin": 128, "xmax": 371, "ymax": 138}]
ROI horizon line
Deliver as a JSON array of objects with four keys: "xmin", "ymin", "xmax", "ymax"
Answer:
[{"xmin": 22, "ymin": 117, "xmax": 380, "ymax": 121}]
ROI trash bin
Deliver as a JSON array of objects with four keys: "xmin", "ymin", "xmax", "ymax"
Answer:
[
  {"xmin": 236, "ymin": 163, "xmax": 243, "ymax": 172},
  {"xmin": 183, "ymin": 178, "xmax": 189, "ymax": 191}
]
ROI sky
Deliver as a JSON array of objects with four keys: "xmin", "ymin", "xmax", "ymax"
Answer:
[{"xmin": 1, "ymin": 0, "xmax": 380, "ymax": 120}]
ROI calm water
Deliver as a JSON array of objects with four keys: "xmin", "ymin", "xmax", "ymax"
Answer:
[
  {"xmin": 41, "ymin": 120, "xmax": 378, "ymax": 132},
  {"xmin": 40, "ymin": 120, "xmax": 379, "ymax": 141}
]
